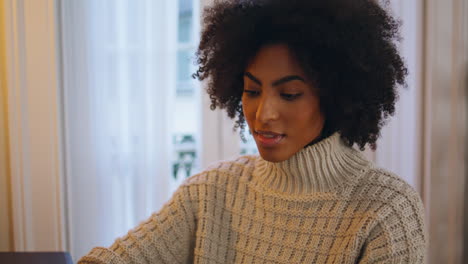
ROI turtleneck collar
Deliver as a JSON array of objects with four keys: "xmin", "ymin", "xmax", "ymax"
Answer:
[{"xmin": 252, "ymin": 132, "xmax": 372, "ymax": 195}]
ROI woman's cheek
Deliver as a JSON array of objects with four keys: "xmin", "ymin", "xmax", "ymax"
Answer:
[{"xmin": 242, "ymin": 101, "xmax": 256, "ymax": 124}]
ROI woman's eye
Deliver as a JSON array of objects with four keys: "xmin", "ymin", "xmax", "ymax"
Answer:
[
  {"xmin": 281, "ymin": 93, "xmax": 302, "ymax": 100},
  {"xmin": 243, "ymin": 90, "xmax": 260, "ymax": 97}
]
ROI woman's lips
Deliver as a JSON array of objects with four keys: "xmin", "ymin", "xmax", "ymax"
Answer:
[{"xmin": 254, "ymin": 131, "xmax": 285, "ymax": 147}]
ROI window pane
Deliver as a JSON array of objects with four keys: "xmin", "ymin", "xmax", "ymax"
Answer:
[
  {"xmin": 178, "ymin": 0, "xmax": 193, "ymax": 43},
  {"xmin": 176, "ymin": 49, "xmax": 193, "ymax": 81},
  {"xmin": 172, "ymin": 92, "xmax": 199, "ymax": 194},
  {"xmin": 126, "ymin": 1, "xmax": 144, "ymax": 46},
  {"xmin": 176, "ymin": 49, "xmax": 195, "ymax": 96},
  {"xmin": 171, "ymin": 0, "xmax": 200, "ymax": 193}
]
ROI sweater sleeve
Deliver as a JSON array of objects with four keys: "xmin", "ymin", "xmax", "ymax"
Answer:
[
  {"xmin": 77, "ymin": 184, "xmax": 197, "ymax": 264},
  {"xmin": 357, "ymin": 189, "xmax": 428, "ymax": 264}
]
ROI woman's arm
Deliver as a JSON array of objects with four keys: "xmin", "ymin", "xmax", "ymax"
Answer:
[
  {"xmin": 357, "ymin": 190, "xmax": 427, "ymax": 264},
  {"xmin": 78, "ymin": 184, "xmax": 197, "ymax": 264}
]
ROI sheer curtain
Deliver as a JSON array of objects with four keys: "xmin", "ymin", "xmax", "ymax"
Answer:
[{"xmin": 60, "ymin": 0, "xmax": 199, "ymax": 259}]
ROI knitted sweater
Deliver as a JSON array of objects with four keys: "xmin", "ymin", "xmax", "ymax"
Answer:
[{"xmin": 78, "ymin": 132, "xmax": 427, "ymax": 264}]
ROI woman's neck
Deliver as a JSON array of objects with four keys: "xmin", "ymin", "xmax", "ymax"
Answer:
[
  {"xmin": 303, "ymin": 120, "xmax": 333, "ymax": 148},
  {"xmin": 253, "ymin": 131, "xmax": 372, "ymax": 194}
]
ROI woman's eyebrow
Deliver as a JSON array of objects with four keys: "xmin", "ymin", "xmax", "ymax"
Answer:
[
  {"xmin": 244, "ymin": 72, "xmax": 262, "ymax": 85},
  {"xmin": 244, "ymin": 72, "xmax": 306, "ymax": 86}
]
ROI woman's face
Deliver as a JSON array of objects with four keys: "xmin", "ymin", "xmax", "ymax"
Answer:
[{"xmin": 242, "ymin": 44, "xmax": 325, "ymax": 162}]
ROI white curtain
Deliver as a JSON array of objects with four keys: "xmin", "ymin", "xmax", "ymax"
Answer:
[
  {"xmin": 373, "ymin": 0, "xmax": 422, "ymax": 190},
  {"xmin": 60, "ymin": 0, "xmax": 178, "ymax": 259}
]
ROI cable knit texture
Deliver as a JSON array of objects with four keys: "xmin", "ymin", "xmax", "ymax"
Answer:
[{"xmin": 78, "ymin": 132, "xmax": 427, "ymax": 264}]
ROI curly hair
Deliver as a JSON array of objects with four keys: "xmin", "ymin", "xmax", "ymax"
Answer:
[{"xmin": 193, "ymin": 0, "xmax": 407, "ymax": 151}]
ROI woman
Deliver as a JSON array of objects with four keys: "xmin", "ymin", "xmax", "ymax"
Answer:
[{"xmin": 79, "ymin": 0, "xmax": 427, "ymax": 263}]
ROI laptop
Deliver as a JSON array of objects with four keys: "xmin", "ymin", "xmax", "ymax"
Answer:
[{"xmin": 0, "ymin": 252, "xmax": 73, "ymax": 264}]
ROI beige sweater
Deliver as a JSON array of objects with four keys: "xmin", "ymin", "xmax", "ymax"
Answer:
[{"xmin": 78, "ymin": 132, "xmax": 427, "ymax": 263}]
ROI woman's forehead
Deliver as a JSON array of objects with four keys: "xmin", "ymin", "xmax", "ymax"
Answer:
[{"xmin": 245, "ymin": 44, "xmax": 307, "ymax": 81}]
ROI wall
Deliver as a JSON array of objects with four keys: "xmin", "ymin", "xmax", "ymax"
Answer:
[{"xmin": 423, "ymin": 0, "xmax": 468, "ymax": 263}]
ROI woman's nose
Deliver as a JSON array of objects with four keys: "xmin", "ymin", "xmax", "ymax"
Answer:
[{"xmin": 256, "ymin": 95, "xmax": 279, "ymax": 124}]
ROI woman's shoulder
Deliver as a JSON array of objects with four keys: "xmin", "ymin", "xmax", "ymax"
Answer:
[
  {"xmin": 356, "ymin": 166, "xmax": 426, "ymax": 220},
  {"xmin": 356, "ymin": 167, "xmax": 428, "ymax": 257},
  {"xmin": 361, "ymin": 166, "xmax": 422, "ymax": 198},
  {"xmin": 180, "ymin": 154, "xmax": 259, "ymax": 187}
]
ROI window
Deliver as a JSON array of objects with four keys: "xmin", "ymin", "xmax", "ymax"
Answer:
[
  {"xmin": 61, "ymin": 0, "xmax": 202, "ymax": 259},
  {"xmin": 171, "ymin": 0, "xmax": 201, "ymax": 192}
]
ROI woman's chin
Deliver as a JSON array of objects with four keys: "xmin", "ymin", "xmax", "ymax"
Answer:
[{"xmin": 257, "ymin": 148, "xmax": 291, "ymax": 163}]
